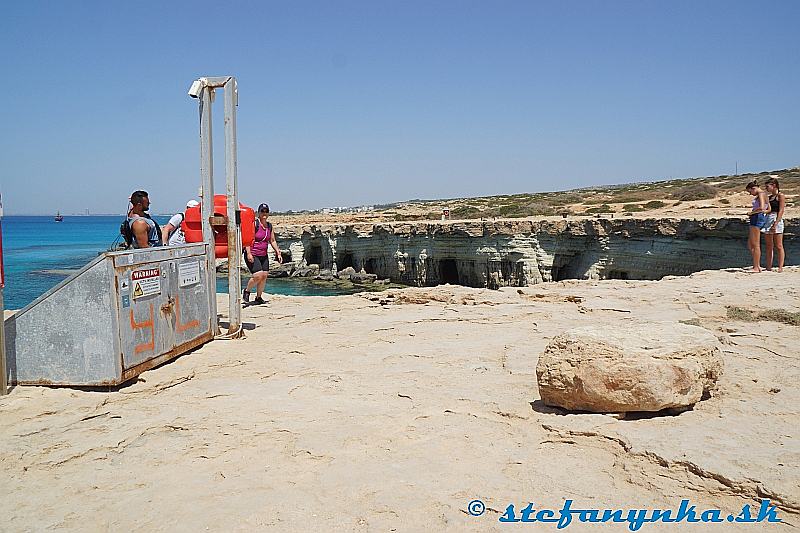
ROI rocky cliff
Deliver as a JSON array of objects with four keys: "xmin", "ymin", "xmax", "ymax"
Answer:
[{"xmin": 273, "ymin": 217, "xmax": 797, "ymax": 287}]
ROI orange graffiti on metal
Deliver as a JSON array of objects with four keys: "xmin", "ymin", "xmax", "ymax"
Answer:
[
  {"xmin": 130, "ymin": 303, "xmax": 155, "ymax": 354},
  {"xmin": 175, "ymin": 294, "xmax": 200, "ymax": 333}
]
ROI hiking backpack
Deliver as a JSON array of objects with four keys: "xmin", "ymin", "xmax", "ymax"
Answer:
[{"xmin": 120, "ymin": 215, "xmax": 162, "ymax": 248}]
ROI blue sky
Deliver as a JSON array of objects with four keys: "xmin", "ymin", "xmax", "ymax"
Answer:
[{"xmin": 1, "ymin": 1, "xmax": 798, "ymax": 215}]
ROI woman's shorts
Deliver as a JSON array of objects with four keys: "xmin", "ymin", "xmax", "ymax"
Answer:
[
  {"xmin": 245, "ymin": 254, "xmax": 269, "ymax": 274},
  {"xmin": 761, "ymin": 214, "xmax": 785, "ymax": 234},
  {"xmin": 749, "ymin": 213, "xmax": 767, "ymax": 229}
]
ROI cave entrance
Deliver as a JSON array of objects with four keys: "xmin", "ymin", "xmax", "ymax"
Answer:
[
  {"xmin": 280, "ymin": 251, "xmax": 292, "ymax": 264},
  {"xmin": 364, "ymin": 258, "xmax": 377, "ymax": 274},
  {"xmin": 552, "ymin": 254, "xmax": 584, "ymax": 281},
  {"xmin": 607, "ymin": 270, "xmax": 629, "ymax": 280},
  {"xmin": 305, "ymin": 242, "xmax": 322, "ymax": 265},
  {"xmin": 337, "ymin": 252, "xmax": 354, "ymax": 270},
  {"xmin": 439, "ymin": 259, "xmax": 460, "ymax": 284}
]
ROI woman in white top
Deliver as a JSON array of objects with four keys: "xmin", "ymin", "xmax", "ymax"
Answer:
[{"xmin": 762, "ymin": 177, "xmax": 786, "ymax": 272}]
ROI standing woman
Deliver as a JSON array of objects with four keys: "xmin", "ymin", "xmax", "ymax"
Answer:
[
  {"xmin": 763, "ymin": 176, "xmax": 786, "ymax": 272},
  {"xmin": 243, "ymin": 203, "xmax": 283, "ymax": 304},
  {"xmin": 745, "ymin": 180, "xmax": 770, "ymax": 272}
]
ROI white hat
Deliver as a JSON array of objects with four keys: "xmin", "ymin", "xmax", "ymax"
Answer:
[{"xmin": 186, "ymin": 200, "xmax": 200, "ymax": 208}]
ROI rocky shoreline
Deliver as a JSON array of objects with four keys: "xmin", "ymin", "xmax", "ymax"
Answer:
[
  {"xmin": 216, "ymin": 259, "xmax": 395, "ymax": 288},
  {"xmin": 265, "ymin": 216, "xmax": 797, "ymax": 288},
  {"xmin": 32, "ymin": 216, "xmax": 799, "ymax": 295}
]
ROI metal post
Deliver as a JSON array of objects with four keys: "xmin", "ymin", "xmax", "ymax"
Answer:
[
  {"xmin": 198, "ymin": 85, "xmax": 219, "ymax": 335},
  {"xmin": 0, "ymin": 287, "xmax": 7, "ymax": 396},
  {"xmin": 223, "ymin": 78, "xmax": 243, "ymax": 336},
  {"xmin": 0, "ymin": 192, "xmax": 7, "ymax": 395},
  {"xmin": 190, "ymin": 76, "xmax": 243, "ymax": 338}
]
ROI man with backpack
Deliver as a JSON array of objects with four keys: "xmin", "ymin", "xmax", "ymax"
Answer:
[
  {"xmin": 162, "ymin": 200, "xmax": 200, "ymax": 246},
  {"xmin": 123, "ymin": 190, "xmax": 162, "ymax": 248}
]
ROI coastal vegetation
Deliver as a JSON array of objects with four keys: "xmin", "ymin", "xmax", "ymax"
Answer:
[
  {"xmin": 726, "ymin": 305, "xmax": 800, "ymax": 326},
  {"xmin": 585, "ymin": 204, "xmax": 614, "ymax": 214},
  {"xmin": 272, "ymin": 167, "xmax": 799, "ymax": 224},
  {"xmin": 671, "ymin": 183, "xmax": 718, "ymax": 201}
]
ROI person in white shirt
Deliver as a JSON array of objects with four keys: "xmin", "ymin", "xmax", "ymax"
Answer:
[{"xmin": 162, "ymin": 200, "xmax": 200, "ymax": 246}]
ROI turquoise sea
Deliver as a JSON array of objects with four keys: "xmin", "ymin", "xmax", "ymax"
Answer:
[{"xmin": 0, "ymin": 216, "xmax": 361, "ymax": 310}]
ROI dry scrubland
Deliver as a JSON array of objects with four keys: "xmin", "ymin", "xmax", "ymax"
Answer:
[
  {"xmin": 272, "ymin": 168, "xmax": 800, "ymax": 225},
  {"xmin": 0, "ymin": 269, "xmax": 798, "ymax": 531}
]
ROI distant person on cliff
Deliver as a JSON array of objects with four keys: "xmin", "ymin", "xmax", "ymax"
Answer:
[
  {"xmin": 745, "ymin": 180, "xmax": 770, "ymax": 272},
  {"xmin": 162, "ymin": 200, "xmax": 200, "ymax": 246},
  {"xmin": 242, "ymin": 203, "xmax": 283, "ymax": 304},
  {"xmin": 126, "ymin": 190, "xmax": 162, "ymax": 248},
  {"xmin": 762, "ymin": 176, "xmax": 786, "ymax": 272}
]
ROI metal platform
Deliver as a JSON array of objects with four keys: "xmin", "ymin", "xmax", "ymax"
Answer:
[{"xmin": 4, "ymin": 243, "xmax": 214, "ymax": 386}]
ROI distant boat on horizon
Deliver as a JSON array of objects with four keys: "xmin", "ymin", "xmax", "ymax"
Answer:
[{"xmin": 54, "ymin": 212, "xmax": 63, "ymax": 222}]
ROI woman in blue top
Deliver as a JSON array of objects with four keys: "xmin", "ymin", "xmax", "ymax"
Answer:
[{"xmin": 243, "ymin": 203, "xmax": 282, "ymax": 304}]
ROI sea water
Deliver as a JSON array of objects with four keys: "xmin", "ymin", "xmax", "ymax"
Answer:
[{"xmin": 0, "ymin": 215, "xmax": 364, "ymax": 310}]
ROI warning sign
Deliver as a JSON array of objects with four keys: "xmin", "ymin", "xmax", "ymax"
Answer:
[
  {"xmin": 178, "ymin": 261, "xmax": 201, "ymax": 287},
  {"xmin": 131, "ymin": 268, "xmax": 161, "ymax": 299}
]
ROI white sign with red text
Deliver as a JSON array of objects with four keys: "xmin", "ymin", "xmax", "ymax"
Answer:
[{"xmin": 131, "ymin": 268, "xmax": 161, "ymax": 299}]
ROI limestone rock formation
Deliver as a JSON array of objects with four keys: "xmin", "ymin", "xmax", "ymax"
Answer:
[
  {"xmin": 336, "ymin": 267, "xmax": 356, "ymax": 279},
  {"xmin": 350, "ymin": 271, "xmax": 378, "ymax": 283},
  {"xmin": 291, "ymin": 264, "xmax": 320, "ymax": 278},
  {"xmin": 314, "ymin": 269, "xmax": 335, "ymax": 281},
  {"xmin": 273, "ymin": 217, "xmax": 797, "ymax": 288},
  {"xmin": 536, "ymin": 322, "xmax": 723, "ymax": 412},
  {"xmin": 269, "ymin": 262, "xmax": 295, "ymax": 278}
]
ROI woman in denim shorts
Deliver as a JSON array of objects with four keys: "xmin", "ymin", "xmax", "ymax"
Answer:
[{"xmin": 745, "ymin": 180, "xmax": 770, "ymax": 273}]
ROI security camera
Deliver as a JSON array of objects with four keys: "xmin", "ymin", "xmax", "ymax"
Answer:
[{"xmin": 188, "ymin": 79, "xmax": 204, "ymax": 98}]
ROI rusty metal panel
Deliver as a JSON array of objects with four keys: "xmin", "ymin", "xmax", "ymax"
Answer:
[
  {"xmin": 116, "ymin": 260, "xmax": 174, "ymax": 369},
  {"xmin": 4, "ymin": 243, "xmax": 213, "ymax": 386},
  {"xmin": 4, "ymin": 255, "xmax": 120, "ymax": 385},
  {"xmin": 172, "ymin": 257, "xmax": 211, "ymax": 348},
  {"xmin": 113, "ymin": 245, "xmax": 211, "ymax": 371}
]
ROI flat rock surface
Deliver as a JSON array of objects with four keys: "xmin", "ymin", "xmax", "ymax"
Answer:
[{"xmin": 1, "ymin": 268, "xmax": 798, "ymax": 531}]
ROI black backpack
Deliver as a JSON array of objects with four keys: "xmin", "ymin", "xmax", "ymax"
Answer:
[{"xmin": 120, "ymin": 214, "xmax": 162, "ymax": 248}]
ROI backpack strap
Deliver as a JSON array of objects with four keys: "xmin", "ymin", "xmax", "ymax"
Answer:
[
  {"xmin": 148, "ymin": 214, "xmax": 162, "ymax": 245},
  {"xmin": 254, "ymin": 219, "xmax": 271, "ymax": 243}
]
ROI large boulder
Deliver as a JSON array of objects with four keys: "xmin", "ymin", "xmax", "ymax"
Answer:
[
  {"xmin": 291, "ymin": 264, "xmax": 320, "ymax": 278},
  {"xmin": 536, "ymin": 323, "xmax": 723, "ymax": 413},
  {"xmin": 269, "ymin": 262, "xmax": 295, "ymax": 278},
  {"xmin": 314, "ymin": 269, "xmax": 336, "ymax": 281},
  {"xmin": 336, "ymin": 266, "xmax": 357, "ymax": 279},
  {"xmin": 350, "ymin": 271, "xmax": 378, "ymax": 283}
]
